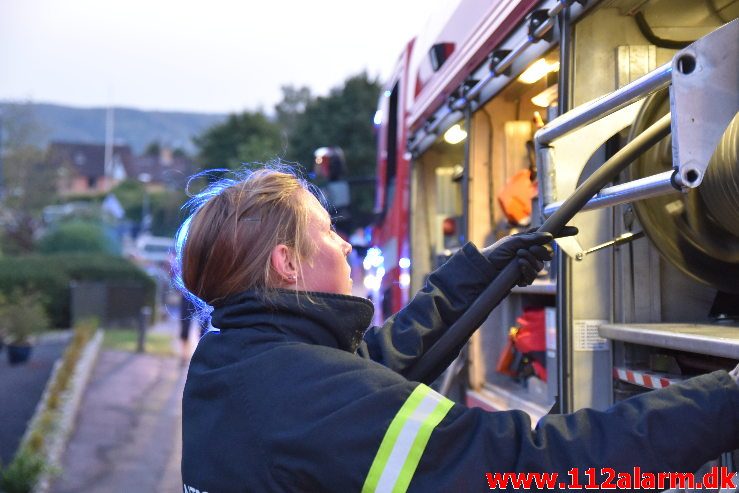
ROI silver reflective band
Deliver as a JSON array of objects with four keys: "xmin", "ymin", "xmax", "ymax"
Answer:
[{"xmin": 362, "ymin": 384, "xmax": 454, "ymax": 493}]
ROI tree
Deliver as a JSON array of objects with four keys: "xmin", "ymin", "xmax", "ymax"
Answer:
[
  {"xmin": 189, "ymin": 72, "xmax": 382, "ymax": 230},
  {"xmin": 109, "ymin": 180, "xmax": 187, "ymax": 237},
  {"xmin": 194, "ymin": 111, "xmax": 283, "ymax": 169},
  {"xmin": 275, "ymin": 85, "xmax": 312, "ymax": 139},
  {"xmin": 110, "ymin": 179, "xmax": 146, "ymax": 223},
  {"xmin": 287, "ymin": 72, "xmax": 380, "ymax": 178},
  {"xmin": 144, "ymin": 140, "xmax": 161, "ymax": 157},
  {"xmin": 287, "ymin": 73, "xmax": 381, "ymax": 229},
  {"xmin": 1, "ymin": 104, "xmax": 57, "ymax": 210},
  {"xmin": 148, "ymin": 189, "xmax": 188, "ymax": 237},
  {"xmin": 0, "ymin": 104, "xmax": 57, "ymax": 254},
  {"xmin": 144, "ymin": 140, "xmax": 189, "ymax": 160}
]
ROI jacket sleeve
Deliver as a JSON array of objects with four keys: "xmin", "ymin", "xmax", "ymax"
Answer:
[
  {"xmin": 359, "ymin": 242, "xmax": 496, "ymax": 382},
  {"xmin": 407, "ymin": 370, "xmax": 739, "ymax": 491},
  {"xmin": 262, "ymin": 341, "xmax": 738, "ymax": 492}
]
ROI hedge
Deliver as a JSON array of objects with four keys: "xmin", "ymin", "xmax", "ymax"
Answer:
[
  {"xmin": 0, "ymin": 254, "xmax": 156, "ymax": 328},
  {"xmin": 37, "ymin": 221, "xmax": 121, "ymax": 256}
]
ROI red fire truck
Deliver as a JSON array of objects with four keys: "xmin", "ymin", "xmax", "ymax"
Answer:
[{"xmin": 370, "ymin": 3, "xmax": 738, "ymax": 475}]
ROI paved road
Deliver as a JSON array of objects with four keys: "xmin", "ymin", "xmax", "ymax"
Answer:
[
  {"xmin": 0, "ymin": 334, "xmax": 70, "ymax": 464},
  {"xmin": 51, "ymin": 318, "xmax": 191, "ymax": 493}
]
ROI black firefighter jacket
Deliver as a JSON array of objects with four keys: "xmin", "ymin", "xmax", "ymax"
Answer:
[{"xmin": 181, "ymin": 243, "xmax": 739, "ymax": 492}]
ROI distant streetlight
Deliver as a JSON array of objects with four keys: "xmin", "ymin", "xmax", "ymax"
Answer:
[{"xmin": 138, "ymin": 173, "xmax": 152, "ymax": 234}]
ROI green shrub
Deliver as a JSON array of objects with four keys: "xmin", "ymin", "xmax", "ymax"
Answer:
[
  {"xmin": 0, "ymin": 449, "xmax": 47, "ymax": 493},
  {"xmin": 21, "ymin": 318, "xmax": 99, "ymax": 461},
  {"xmin": 0, "ymin": 291, "xmax": 49, "ymax": 344},
  {"xmin": 0, "ymin": 255, "xmax": 155, "ymax": 328},
  {"xmin": 24, "ymin": 430, "xmax": 45, "ymax": 455},
  {"xmin": 37, "ymin": 220, "xmax": 120, "ymax": 255}
]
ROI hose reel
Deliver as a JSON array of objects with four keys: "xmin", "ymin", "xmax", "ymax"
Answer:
[{"xmin": 629, "ymin": 90, "xmax": 739, "ymax": 294}]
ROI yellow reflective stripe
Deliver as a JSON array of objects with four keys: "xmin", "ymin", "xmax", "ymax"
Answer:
[
  {"xmin": 393, "ymin": 395, "xmax": 454, "ymax": 492},
  {"xmin": 362, "ymin": 385, "xmax": 427, "ymax": 493},
  {"xmin": 362, "ymin": 384, "xmax": 454, "ymax": 493}
]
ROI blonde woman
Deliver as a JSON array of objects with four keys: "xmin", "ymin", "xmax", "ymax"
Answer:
[{"xmin": 177, "ymin": 167, "xmax": 739, "ymax": 493}]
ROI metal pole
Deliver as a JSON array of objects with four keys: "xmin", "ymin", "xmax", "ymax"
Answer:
[
  {"xmin": 137, "ymin": 306, "xmax": 152, "ymax": 353},
  {"xmin": 553, "ymin": 3, "xmax": 573, "ymax": 415},
  {"xmin": 542, "ymin": 170, "xmax": 679, "ymax": 217},
  {"xmin": 104, "ymin": 106, "xmax": 114, "ymax": 181},
  {"xmin": 556, "ymin": 248, "xmax": 573, "ymax": 413},
  {"xmin": 460, "ymin": 107, "xmax": 472, "ymax": 244},
  {"xmin": 537, "ymin": 63, "xmax": 672, "ymax": 146}
]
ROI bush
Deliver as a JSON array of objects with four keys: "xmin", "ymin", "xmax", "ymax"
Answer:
[
  {"xmin": 0, "ymin": 255, "xmax": 155, "ymax": 328},
  {"xmin": 0, "ymin": 291, "xmax": 49, "ymax": 344},
  {"xmin": 37, "ymin": 220, "xmax": 120, "ymax": 255},
  {"xmin": 110, "ymin": 181, "xmax": 188, "ymax": 237},
  {"xmin": 0, "ymin": 449, "xmax": 47, "ymax": 493}
]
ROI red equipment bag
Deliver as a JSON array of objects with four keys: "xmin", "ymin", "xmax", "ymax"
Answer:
[{"xmin": 496, "ymin": 307, "xmax": 547, "ymax": 381}]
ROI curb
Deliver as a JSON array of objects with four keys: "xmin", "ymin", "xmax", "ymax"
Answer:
[
  {"xmin": 38, "ymin": 331, "xmax": 75, "ymax": 345},
  {"xmin": 19, "ymin": 330, "xmax": 104, "ymax": 493}
]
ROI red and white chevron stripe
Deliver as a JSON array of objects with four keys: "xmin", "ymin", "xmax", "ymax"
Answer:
[{"xmin": 613, "ymin": 367, "xmax": 683, "ymax": 389}]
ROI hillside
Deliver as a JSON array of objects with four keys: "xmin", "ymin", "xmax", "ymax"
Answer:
[{"xmin": 0, "ymin": 101, "xmax": 227, "ymax": 154}]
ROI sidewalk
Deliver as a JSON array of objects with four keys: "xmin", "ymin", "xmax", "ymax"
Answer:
[{"xmin": 50, "ymin": 316, "xmax": 198, "ymax": 493}]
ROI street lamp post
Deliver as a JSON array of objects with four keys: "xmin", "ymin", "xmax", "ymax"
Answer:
[{"xmin": 138, "ymin": 173, "xmax": 152, "ymax": 235}]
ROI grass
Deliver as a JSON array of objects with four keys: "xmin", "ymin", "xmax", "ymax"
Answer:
[{"xmin": 102, "ymin": 328, "xmax": 175, "ymax": 357}]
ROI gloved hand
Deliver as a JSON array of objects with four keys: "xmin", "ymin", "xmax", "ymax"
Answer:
[
  {"xmin": 482, "ymin": 226, "xmax": 578, "ymax": 287},
  {"xmin": 730, "ymin": 363, "xmax": 739, "ymax": 386}
]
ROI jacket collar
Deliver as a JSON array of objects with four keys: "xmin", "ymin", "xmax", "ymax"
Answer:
[{"xmin": 210, "ymin": 289, "xmax": 375, "ymax": 353}]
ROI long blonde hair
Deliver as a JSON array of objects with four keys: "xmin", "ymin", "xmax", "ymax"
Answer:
[{"xmin": 174, "ymin": 166, "xmax": 316, "ymax": 308}]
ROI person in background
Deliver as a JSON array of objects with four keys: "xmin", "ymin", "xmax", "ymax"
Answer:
[
  {"xmin": 179, "ymin": 292, "xmax": 207, "ymax": 364},
  {"xmin": 176, "ymin": 166, "xmax": 739, "ymax": 492}
]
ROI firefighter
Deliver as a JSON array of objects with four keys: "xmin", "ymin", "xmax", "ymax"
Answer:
[{"xmin": 177, "ymin": 167, "xmax": 739, "ymax": 492}]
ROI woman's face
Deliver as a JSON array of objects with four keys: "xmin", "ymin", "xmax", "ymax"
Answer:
[{"xmin": 297, "ymin": 191, "xmax": 353, "ymax": 295}]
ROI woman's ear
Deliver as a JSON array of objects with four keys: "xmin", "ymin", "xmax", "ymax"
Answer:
[{"xmin": 270, "ymin": 244, "xmax": 298, "ymax": 286}]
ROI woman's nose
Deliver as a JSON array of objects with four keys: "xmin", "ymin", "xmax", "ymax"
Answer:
[{"xmin": 343, "ymin": 240, "xmax": 352, "ymax": 256}]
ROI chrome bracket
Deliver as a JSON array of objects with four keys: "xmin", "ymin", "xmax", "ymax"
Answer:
[{"xmin": 670, "ymin": 19, "xmax": 739, "ymax": 188}]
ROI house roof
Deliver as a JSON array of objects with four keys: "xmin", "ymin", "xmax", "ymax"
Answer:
[
  {"xmin": 127, "ymin": 153, "xmax": 195, "ymax": 187},
  {"xmin": 48, "ymin": 141, "xmax": 133, "ymax": 179}
]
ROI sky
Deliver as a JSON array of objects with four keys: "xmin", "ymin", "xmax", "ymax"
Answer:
[{"xmin": 0, "ymin": 0, "xmax": 440, "ymax": 114}]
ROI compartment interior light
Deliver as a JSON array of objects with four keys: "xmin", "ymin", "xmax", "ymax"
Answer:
[
  {"xmin": 518, "ymin": 59, "xmax": 560, "ymax": 84},
  {"xmin": 443, "ymin": 124, "xmax": 467, "ymax": 144},
  {"xmin": 531, "ymin": 84, "xmax": 559, "ymax": 108}
]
